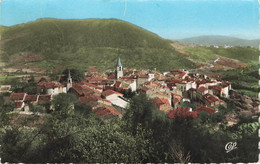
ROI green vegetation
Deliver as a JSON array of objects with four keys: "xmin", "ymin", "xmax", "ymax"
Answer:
[
  {"xmin": 1, "ymin": 19, "xmax": 195, "ymax": 72},
  {"xmin": 181, "ymin": 46, "xmax": 259, "ymax": 64},
  {"xmin": 0, "ymin": 74, "xmax": 16, "ymax": 84},
  {"xmin": 0, "ymin": 95, "xmax": 258, "ymax": 162},
  {"xmin": 0, "ymin": 76, "xmax": 37, "ymax": 94},
  {"xmin": 209, "ymin": 47, "xmax": 259, "ymax": 64},
  {"xmin": 182, "ymin": 47, "xmax": 217, "ymax": 62},
  {"xmin": 221, "ymin": 64, "xmax": 259, "ymax": 98}
]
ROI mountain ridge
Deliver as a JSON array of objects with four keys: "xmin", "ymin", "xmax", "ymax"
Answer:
[
  {"xmin": 176, "ymin": 35, "xmax": 259, "ymax": 48},
  {"xmin": 0, "ymin": 18, "xmax": 195, "ymax": 72}
]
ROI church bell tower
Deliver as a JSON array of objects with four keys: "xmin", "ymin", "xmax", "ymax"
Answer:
[
  {"xmin": 67, "ymin": 70, "xmax": 72, "ymax": 92},
  {"xmin": 115, "ymin": 57, "xmax": 123, "ymax": 79}
]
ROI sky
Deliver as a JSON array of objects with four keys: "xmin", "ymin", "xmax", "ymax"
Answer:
[{"xmin": 0, "ymin": 0, "xmax": 259, "ymax": 40}]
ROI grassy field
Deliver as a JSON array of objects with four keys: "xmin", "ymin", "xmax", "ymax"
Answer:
[
  {"xmin": 221, "ymin": 64, "xmax": 259, "ymax": 98},
  {"xmin": 181, "ymin": 46, "xmax": 259, "ymax": 64},
  {"xmin": 181, "ymin": 47, "xmax": 217, "ymax": 62},
  {"xmin": 0, "ymin": 74, "xmax": 16, "ymax": 84}
]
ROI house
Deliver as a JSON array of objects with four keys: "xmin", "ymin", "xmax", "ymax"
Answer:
[
  {"xmin": 195, "ymin": 106, "xmax": 216, "ymax": 114},
  {"xmin": 14, "ymin": 102, "xmax": 25, "ymax": 111},
  {"xmin": 101, "ymin": 89, "xmax": 129, "ymax": 108},
  {"xmin": 93, "ymin": 106, "xmax": 122, "ymax": 121},
  {"xmin": 24, "ymin": 94, "xmax": 39, "ymax": 105},
  {"xmin": 79, "ymin": 95, "xmax": 112, "ymax": 108},
  {"xmin": 197, "ymin": 87, "xmax": 209, "ymax": 95},
  {"xmin": 87, "ymin": 76, "xmax": 104, "ymax": 84},
  {"xmin": 202, "ymin": 94, "xmax": 226, "ymax": 107},
  {"xmin": 10, "ymin": 93, "xmax": 27, "ymax": 102},
  {"xmin": 220, "ymin": 83, "xmax": 230, "ymax": 98},
  {"xmin": 23, "ymin": 94, "xmax": 39, "ymax": 112},
  {"xmin": 0, "ymin": 85, "xmax": 11, "ymax": 93},
  {"xmin": 121, "ymin": 77, "xmax": 137, "ymax": 92},
  {"xmin": 78, "ymin": 81, "xmax": 103, "ymax": 93},
  {"xmin": 38, "ymin": 95, "xmax": 52, "ymax": 104},
  {"xmin": 137, "ymin": 75, "xmax": 149, "ymax": 88},
  {"xmin": 9, "ymin": 93, "xmax": 26, "ymax": 111},
  {"xmin": 170, "ymin": 69, "xmax": 188, "ymax": 80},
  {"xmin": 148, "ymin": 73, "xmax": 155, "ymax": 81},
  {"xmin": 153, "ymin": 97, "xmax": 172, "ymax": 113},
  {"xmin": 208, "ymin": 85, "xmax": 222, "ymax": 97},
  {"xmin": 37, "ymin": 81, "xmax": 66, "ymax": 95},
  {"xmin": 68, "ymin": 84, "xmax": 96, "ymax": 98},
  {"xmin": 172, "ymin": 94, "xmax": 182, "ymax": 109},
  {"xmin": 168, "ymin": 107, "xmax": 197, "ymax": 119}
]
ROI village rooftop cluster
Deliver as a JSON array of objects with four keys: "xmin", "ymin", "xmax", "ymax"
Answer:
[{"xmin": 3, "ymin": 57, "xmax": 233, "ymax": 121}]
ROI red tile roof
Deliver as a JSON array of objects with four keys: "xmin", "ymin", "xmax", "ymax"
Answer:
[
  {"xmin": 220, "ymin": 83, "xmax": 229, "ymax": 88},
  {"xmin": 102, "ymin": 89, "xmax": 123, "ymax": 98},
  {"xmin": 88, "ymin": 76, "xmax": 104, "ymax": 83},
  {"xmin": 196, "ymin": 79, "xmax": 211, "ymax": 85},
  {"xmin": 153, "ymin": 97, "xmax": 170, "ymax": 108},
  {"xmin": 203, "ymin": 94, "xmax": 226, "ymax": 104},
  {"xmin": 121, "ymin": 77, "xmax": 134, "ymax": 82},
  {"xmin": 166, "ymin": 79, "xmax": 185, "ymax": 85},
  {"xmin": 89, "ymin": 69, "xmax": 98, "ymax": 73},
  {"xmin": 107, "ymin": 74, "xmax": 115, "ymax": 79},
  {"xmin": 129, "ymin": 75, "xmax": 138, "ymax": 79},
  {"xmin": 38, "ymin": 81, "xmax": 65, "ymax": 89},
  {"xmin": 208, "ymin": 85, "xmax": 221, "ymax": 91},
  {"xmin": 168, "ymin": 107, "xmax": 197, "ymax": 119},
  {"xmin": 170, "ymin": 69, "xmax": 184, "ymax": 73},
  {"xmin": 189, "ymin": 88, "xmax": 197, "ymax": 91},
  {"xmin": 78, "ymin": 81, "xmax": 102, "ymax": 90},
  {"xmin": 138, "ymin": 75, "xmax": 149, "ymax": 78},
  {"xmin": 10, "ymin": 93, "xmax": 26, "ymax": 101},
  {"xmin": 141, "ymin": 86, "xmax": 149, "ymax": 92},
  {"xmin": 172, "ymin": 98, "xmax": 181, "ymax": 104},
  {"xmin": 78, "ymin": 95, "xmax": 102, "ymax": 104},
  {"xmin": 93, "ymin": 106, "xmax": 121, "ymax": 117},
  {"xmin": 195, "ymin": 106, "xmax": 216, "ymax": 114},
  {"xmin": 114, "ymin": 81, "xmax": 121, "ymax": 88},
  {"xmin": 38, "ymin": 95, "xmax": 51, "ymax": 102},
  {"xmin": 146, "ymin": 82, "xmax": 170, "ymax": 90},
  {"xmin": 172, "ymin": 94, "xmax": 182, "ymax": 100},
  {"xmin": 24, "ymin": 95, "xmax": 38, "ymax": 102},
  {"xmin": 15, "ymin": 102, "xmax": 24, "ymax": 108},
  {"xmin": 175, "ymin": 72, "xmax": 187, "ymax": 79},
  {"xmin": 197, "ymin": 87, "xmax": 208, "ymax": 93},
  {"xmin": 71, "ymin": 84, "xmax": 95, "ymax": 96}
]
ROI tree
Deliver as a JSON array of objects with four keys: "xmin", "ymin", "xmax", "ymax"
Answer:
[
  {"xmin": 51, "ymin": 93, "xmax": 78, "ymax": 116},
  {"xmin": 61, "ymin": 69, "xmax": 84, "ymax": 83},
  {"xmin": 123, "ymin": 95, "xmax": 155, "ymax": 131}
]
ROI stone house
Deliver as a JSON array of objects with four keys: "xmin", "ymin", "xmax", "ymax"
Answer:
[
  {"xmin": 93, "ymin": 106, "xmax": 122, "ymax": 122},
  {"xmin": 101, "ymin": 89, "xmax": 129, "ymax": 109},
  {"xmin": 37, "ymin": 81, "xmax": 66, "ymax": 95},
  {"xmin": 202, "ymin": 93, "xmax": 226, "ymax": 107},
  {"xmin": 172, "ymin": 93, "xmax": 182, "ymax": 109},
  {"xmin": 67, "ymin": 84, "xmax": 96, "ymax": 98},
  {"xmin": 153, "ymin": 97, "xmax": 173, "ymax": 113},
  {"xmin": 137, "ymin": 75, "xmax": 149, "ymax": 88}
]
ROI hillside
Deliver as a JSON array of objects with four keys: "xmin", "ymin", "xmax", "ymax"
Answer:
[
  {"xmin": 0, "ymin": 19, "xmax": 195, "ymax": 72},
  {"xmin": 177, "ymin": 35, "xmax": 259, "ymax": 48}
]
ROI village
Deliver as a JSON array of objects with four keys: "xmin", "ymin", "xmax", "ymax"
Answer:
[{"xmin": 1, "ymin": 57, "xmax": 233, "ymax": 121}]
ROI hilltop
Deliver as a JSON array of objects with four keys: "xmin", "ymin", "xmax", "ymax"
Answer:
[
  {"xmin": 177, "ymin": 35, "xmax": 259, "ymax": 48},
  {"xmin": 0, "ymin": 18, "xmax": 195, "ymax": 72},
  {"xmin": 0, "ymin": 19, "xmax": 259, "ymax": 75}
]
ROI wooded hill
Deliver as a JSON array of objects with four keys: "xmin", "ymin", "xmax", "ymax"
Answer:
[{"xmin": 0, "ymin": 19, "xmax": 195, "ymax": 72}]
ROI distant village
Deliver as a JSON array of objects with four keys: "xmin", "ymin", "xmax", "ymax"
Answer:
[{"xmin": 1, "ymin": 57, "xmax": 233, "ymax": 121}]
